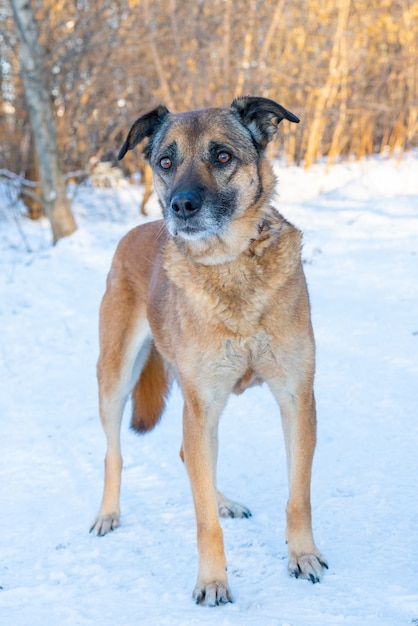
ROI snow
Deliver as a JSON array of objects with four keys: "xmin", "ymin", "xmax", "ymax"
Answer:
[{"xmin": 1, "ymin": 154, "xmax": 418, "ymax": 625}]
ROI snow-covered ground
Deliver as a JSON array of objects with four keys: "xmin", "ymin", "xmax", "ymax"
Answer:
[{"xmin": 1, "ymin": 154, "xmax": 417, "ymax": 625}]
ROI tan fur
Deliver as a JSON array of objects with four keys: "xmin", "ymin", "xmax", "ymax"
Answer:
[
  {"xmin": 91, "ymin": 98, "xmax": 327, "ymax": 606},
  {"xmin": 131, "ymin": 341, "xmax": 172, "ymax": 432}
]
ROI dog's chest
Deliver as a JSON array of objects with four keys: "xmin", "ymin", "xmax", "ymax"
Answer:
[
  {"xmin": 162, "ymin": 218, "xmax": 302, "ymax": 337},
  {"xmin": 208, "ymin": 264, "xmax": 272, "ymax": 333},
  {"xmin": 171, "ymin": 258, "xmax": 276, "ymax": 335}
]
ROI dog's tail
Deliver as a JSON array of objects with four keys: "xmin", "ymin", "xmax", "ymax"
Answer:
[{"xmin": 131, "ymin": 343, "xmax": 172, "ymax": 433}]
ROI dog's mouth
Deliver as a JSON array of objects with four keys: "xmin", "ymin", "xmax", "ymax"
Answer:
[
  {"xmin": 165, "ymin": 210, "xmax": 223, "ymax": 241},
  {"xmin": 162, "ymin": 188, "xmax": 238, "ymax": 242},
  {"xmin": 168, "ymin": 221, "xmax": 219, "ymax": 241}
]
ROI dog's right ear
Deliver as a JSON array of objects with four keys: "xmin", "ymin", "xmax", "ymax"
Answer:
[{"xmin": 118, "ymin": 105, "xmax": 170, "ymax": 160}]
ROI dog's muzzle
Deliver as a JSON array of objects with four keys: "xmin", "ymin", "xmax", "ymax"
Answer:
[
  {"xmin": 168, "ymin": 191, "xmax": 209, "ymax": 239},
  {"xmin": 170, "ymin": 191, "xmax": 202, "ymax": 220}
]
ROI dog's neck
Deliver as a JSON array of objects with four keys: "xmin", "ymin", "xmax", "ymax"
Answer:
[
  {"xmin": 249, "ymin": 218, "xmax": 267, "ymax": 245},
  {"xmin": 170, "ymin": 206, "xmax": 282, "ymax": 266},
  {"xmin": 163, "ymin": 209, "xmax": 302, "ymax": 337}
]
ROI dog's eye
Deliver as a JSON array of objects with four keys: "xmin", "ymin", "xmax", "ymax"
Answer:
[
  {"xmin": 217, "ymin": 151, "xmax": 231, "ymax": 164},
  {"xmin": 160, "ymin": 157, "xmax": 172, "ymax": 169}
]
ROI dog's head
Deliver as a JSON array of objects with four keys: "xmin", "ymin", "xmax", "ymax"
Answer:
[{"xmin": 118, "ymin": 97, "xmax": 299, "ymax": 243}]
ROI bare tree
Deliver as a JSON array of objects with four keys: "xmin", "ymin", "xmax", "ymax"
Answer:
[
  {"xmin": 9, "ymin": 0, "xmax": 77, "ymax": 243},
  {"xmin": 1, "ymin": 0, "xmax": 417, "ymax": 181}
]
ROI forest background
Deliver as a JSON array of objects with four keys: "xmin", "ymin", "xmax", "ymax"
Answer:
[{"xmin": 1, "ymin": 0, "xmax": 417, "ymax": 239}]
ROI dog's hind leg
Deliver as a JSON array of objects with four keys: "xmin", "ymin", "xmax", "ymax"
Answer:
[
  {"xmin": 90, "ymin": 287, "xmax": 151, "ymax": 536},
  {"xmin": 179, "ymin": 446, "xmax": 251, "ymax": 520},
  {"xmin": 216, "ymin": 490, "xmax": 252, "ymax": 519},
  {"xmin": 210, "ymin": 423, "xmax": 252, "ymax": 519},
  {"xmin": 205, "ymin": 408, "xmax": 252, "ymax": 518}
]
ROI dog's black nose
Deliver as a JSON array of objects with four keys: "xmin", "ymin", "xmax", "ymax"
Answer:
[{"xmin": 170, "ymin": 191, "xmax": 202, "ymax": 219}]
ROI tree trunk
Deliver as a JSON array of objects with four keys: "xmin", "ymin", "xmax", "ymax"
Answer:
[
  {"xmin": 235, "ymin": 0, "xmax": 257, "ymax": 97},
  {"xmin": 10, "ymin": 0, "xmax": 77, "ymax": 243},
  {"xmin": 143, "ymin": 0, "xmax": 176, "ymax": 111}
]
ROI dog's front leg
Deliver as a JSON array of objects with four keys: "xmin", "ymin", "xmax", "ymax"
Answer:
[
  {"xmin": 278, "ymin": 388, "xmax": 328, "ymax": 582},
  {"xmin": 181, "ymin": 389, "xmax": 231, "ymax": 606},
  {"xmin": 91, "ymin": 285, "xmax": 151, "ymax": 536},
  {"xmin": 90, "ymin": 389, "xmax": 124, "ymax": 535}
]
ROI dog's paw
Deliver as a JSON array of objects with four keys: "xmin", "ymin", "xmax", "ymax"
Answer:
[
  {"xmin": 90, "ymin": 513, "xmax": 120, "ymax": 536},
  {"xmin": 218, "ymin": 499, "xmax": 252, "ymax": 519},
  {"xmin": 217, "ymin": 492, "xmax": 252, "ymax": 519},
  {"xmin": 193, "ymin": 580, "xmax": 232, "ymax": 607},
  {"xmin": 288, "ymin": 551, "xmax": 328, "ymax": 583}
]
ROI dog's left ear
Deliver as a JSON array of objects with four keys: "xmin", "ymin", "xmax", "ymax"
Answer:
[
  {"xmin": 231, "ymin": 96, "xmax": 299, "ymax": 150},
  {"xmin": 118, "ymin": 105, "xmax": 170, "ymax": 160}
]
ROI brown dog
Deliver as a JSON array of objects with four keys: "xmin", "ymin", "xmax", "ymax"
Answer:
[{"xmin": 90, "ymin": 97, "xmax": 327, "ymax": 605}]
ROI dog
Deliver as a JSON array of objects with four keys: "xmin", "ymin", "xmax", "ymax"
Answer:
[{"xmin": 90, "ymin": 96, "xmax": 328, "ymax": 606}]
